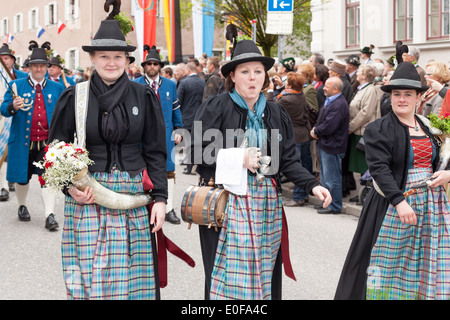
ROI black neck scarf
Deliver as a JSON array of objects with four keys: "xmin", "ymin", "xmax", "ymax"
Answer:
[{"xmin": 90, "ymin": 71, "xmax": 130, "ymax": 144}]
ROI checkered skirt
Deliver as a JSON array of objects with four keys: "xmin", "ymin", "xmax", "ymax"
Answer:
[
  {"xmin": 367, "ymin": 167, "xmax": 450, "ymax": 300},
  {"xmin": 209, "ymin": 175, "xmax": 282, "ymax": 300},
  {"xmin": 61, "ymin": 169, "xmax": 157, "ymax": 300}
]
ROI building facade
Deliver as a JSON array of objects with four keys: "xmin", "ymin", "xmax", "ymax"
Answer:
[
  {"xmin": 311, "ymin": 0, "xmax": 450, "ymax": 65},
  {"xmin": 0, "ymin": 0, "xmax": 225, "ymax": 71}
]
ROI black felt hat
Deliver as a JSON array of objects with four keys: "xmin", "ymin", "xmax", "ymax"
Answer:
[
  {"xmin": 48, "ymin": 56, "xmax": 63, "ymax": 68},
  {"xmin": 82, "ymin": 19, "xmax": 136, "ymax": 52},
  {"xmin": 141, "ymin": 45, "xmax": 163, "ymax": 68},
  {"xmin": 345, "ymin": 54, "xmax": 360, "ymax": 66},
  {"xmin": 221, "ymin": 40, "xmax": 275, "ymax": 77},
  {"xmin": 0, "ymin": 43, "xmax": 16, "ymax": 61},
  {"xmin": 28, "ymin": 41, "xmax": 50, "ymax": 65},
  {"xmin": 381, "ymin": 62, "xmax": 428, "ymax": 93}
]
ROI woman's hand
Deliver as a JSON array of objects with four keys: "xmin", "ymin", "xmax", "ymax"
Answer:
[
  {"xmin": 68, "ymin": 186, "xmax": 95, "ymax": 205},
  {"xmin": 312, "ymin": 186, "xmax": 332, "ymax": 208},
  {"xmin": 429, "ymin": 79, "xmax": 444, "ymax": 92},
  {"xmin": 150, "ymin": 201, "xmax": 166, "ymax": 233},
  {"xmin": 243, "ymin": 147, "xmax": 261, "ymax": 173},
  {"xmin": 272, "ymin": 75, "xmax": 283, "ymax": 88},
  {"xmin": 396, "ymin": 200, "xmax": 417, "ymax": 225}
]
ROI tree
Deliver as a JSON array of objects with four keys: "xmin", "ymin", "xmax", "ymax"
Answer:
[{"xmin": 216, "ymin": 0, "xmax": 312, "ymax": 57}]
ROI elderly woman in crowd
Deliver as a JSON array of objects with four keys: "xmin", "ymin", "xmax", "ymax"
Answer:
[
  {"xmin": 416, "ymin": 60, "xmax": 450, "ymax": 116},
  {"xmin": 347, "ymin": 64, "xmax": 380, "ymax": 180},
  {"xmin": 191, "ymin": 31, "xmax": 331, "ymax": 300},
  {"xmin": 268, "ymin": 72, "xmax": 314, "ymax": 207},
  {"xmin": 298, "ymin": 63, "xmax": 319, "ymax": 113}
]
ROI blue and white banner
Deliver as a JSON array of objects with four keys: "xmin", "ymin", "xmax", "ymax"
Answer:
[{"xmin": 192, "ymin": 0, "xmax": 215, "ymax": 58}]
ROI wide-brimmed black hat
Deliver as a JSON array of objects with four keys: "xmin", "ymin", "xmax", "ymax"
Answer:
[
  {"xmin": 381, "ymin": 62, "xmax": 428, "ymax": 93},
  {"xmin": 141, "ymin": 45, "xmax": 163, "ymax": 68},
  {"xmin": 360, "ymin": 45, "xmax": 375, "ymax": 55},
  {"xmin": 28, "ymin": 41, "xmax": 50, "ymax": 65},
  {"xmin": 0, "ymin": 43, "xmax": 16, "ymax": 61},
  {"xmin": 82, "ymin": 19, "xmax": 136, "ymax": 52},
  {"xmin": 221, "ymin": 40, "xmax": 275, "ymax": 77}
]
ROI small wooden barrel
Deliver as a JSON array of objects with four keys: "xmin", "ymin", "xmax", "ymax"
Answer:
[{"xmin": 181, "ymin": 186, "xmax": 229, "ymax": 229}]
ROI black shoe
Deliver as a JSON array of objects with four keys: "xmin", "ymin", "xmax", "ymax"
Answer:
[
  {"xmin": 317, "ymin": 208, "xmax": 341, "ymax": 214},
  {"xmin": 18, "ymin": 205, "xmax": 30, "ymax": 221},
  {"xmin": 314, "ymin": 204, "xmax": 324, "ymax": 210},
  {"xmin": 349, "ymin": 195, "xmax": 359, "ymax": 202},
  {"xmin": 165, "ymin": 209, "xmax": 181, "ymax": 224},
  {"xmin": 183, "ymin": 167, "xmax": 195, "ymax": 175},
  {"xmin": 45, "ymin": 213, "xmax": 59, "ymax": 231},
  {"xmin": 8, "ymin": 182, "xmax": 15, "ymax": 192},
  {"xmin": 0, "ymin": 188, "xmax": 9, "ymax": 201}
]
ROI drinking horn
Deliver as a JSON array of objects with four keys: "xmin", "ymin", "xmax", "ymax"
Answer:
[{"xmin": 72, "ymin": 167, "xmax": 152, "ymax": 210}]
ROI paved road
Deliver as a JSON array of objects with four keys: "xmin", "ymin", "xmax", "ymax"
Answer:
[{"xmin": 0, "ymin": 160, "xmax": 359, "ymax": 300}]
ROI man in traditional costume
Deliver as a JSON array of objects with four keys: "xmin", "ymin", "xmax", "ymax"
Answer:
[
  {"xmin": 0, "ymin": 44, "xmax": 28, "ymax": 201},
  {"xmin": 0, "ymin": 41, "xmax": 65, "ymax": 230},
  {"xmin": 47, "ymin": 56, "xmax": 75, "ymax": 87}
]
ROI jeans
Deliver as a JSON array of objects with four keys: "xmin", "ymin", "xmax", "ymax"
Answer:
[
  {"xmin": 293, "ymin": 141, "xmax": 313, "ymax": 202},
  {"xmin": 319, "ymin": 149, "xmax": 345, "ymax": 211}
]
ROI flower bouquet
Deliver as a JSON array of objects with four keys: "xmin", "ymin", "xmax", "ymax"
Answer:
[
  {"xmin": 428, "ymin": 113, "xmax": 450, "ymax": 170},
  {"xmin": 34, "ymin": 140, "xmax": 94, "ymax": 191}
]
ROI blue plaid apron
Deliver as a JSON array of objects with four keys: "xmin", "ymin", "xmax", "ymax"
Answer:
[
  {"xmin": 61, "ymin": 169, "xmax": 156, "ymax": 300},
  {"xmin": 209, "ymin": 175, "xmax": 283, "ymax": 300},
  {"xmin": 367, "ymin": 167, "xmax": 450, "ymax": 300}
]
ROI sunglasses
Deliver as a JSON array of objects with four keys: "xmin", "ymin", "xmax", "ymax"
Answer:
[{"xmin": 146, "ymin": 62, "xmax": 160, "ymax": 66}]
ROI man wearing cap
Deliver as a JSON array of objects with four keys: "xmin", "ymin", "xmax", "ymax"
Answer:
[
  {"xmin": 134, "ymin": 45, "xmax": 183, "ymax": 225},
  {"xmin": 0, "ymin": 44, "xmax": 28, "ymax": 201},
  {"xmin": 360, "ymin": 45, "xmax": 375, "ymax": 65},
  {"xmin": 345, "ymin": 55, "xmax": 361, "ymax": 93},
  {"xmin": 271, "ymin": 57, "xmax": 295, "ymax": 101},
  {"xmin": 47, "ymin": 56, "xmax": 75, "ymax": 87},
  {"xmin": 0, "ymin": 41, "xmax": 65, "ymax": 230},
  {"xmin": 329, "ymin": 59, "xmax": 354, "ymax": 104}
]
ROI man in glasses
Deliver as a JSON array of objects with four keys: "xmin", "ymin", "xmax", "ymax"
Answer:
[{"xmin": 135, "ymin": 46, "xmax": 183, "ymax": 225}]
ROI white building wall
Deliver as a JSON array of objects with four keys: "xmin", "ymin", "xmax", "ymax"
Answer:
[{"xmin": 311, "ymin": 0, "xmax": 450, "ymax": 66}]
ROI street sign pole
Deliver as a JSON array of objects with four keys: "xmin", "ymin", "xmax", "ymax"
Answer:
[{"xmin": 251, "ymin": 19, "xmax": 257, "ymax": 43}]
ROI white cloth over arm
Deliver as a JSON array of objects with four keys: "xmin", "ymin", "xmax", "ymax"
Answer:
[{"xmin": 215, "ymin": 148, "xmax": 248, "ymax": 196}]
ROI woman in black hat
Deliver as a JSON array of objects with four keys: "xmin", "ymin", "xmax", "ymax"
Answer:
[
  {"xmin": 191, "ymin": 25, "xmax": 331, "ymax": 300},
  {"xmin": 48, "ymin": 10, "xmax": 168, "ymax": 299},
  {"xmin": 335, "ymin": 62, "xmax": 450, "ymax": 300}
]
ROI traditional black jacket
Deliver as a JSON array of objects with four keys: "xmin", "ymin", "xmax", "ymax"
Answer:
[{"xmin": 191, "ymin": 92, "xmax": 320, "ymax": 194}]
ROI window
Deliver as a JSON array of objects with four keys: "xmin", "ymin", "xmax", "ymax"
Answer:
[
  {"xmin": 394, "ymin": 0, "xmax": 413, "ymax": 42},
  {"xmin": 1, "ymin": 18, "xmax": 8, "ymax": 37},
  {"xmin": 65, "ymin": 0, "xmax": 80, "ymax": 21},
  {"xmin": 14, "ymin": 13, "xmax": 24, "ymax": 33},
  {"xmin": 28, "ymin": 8, "xmax": 39, "ymax": 30},
  {"xmin": 346, "ymin": 0, "xmax": 360, "ymax": 47},
  {"xmin": 66, "ymin": 48, "xmax": 79, "ymax": 70},
  {"xmin": 427, "ymin": 0, "xmax": 450, "ymax": 39},
  {"xmin": 45, "ymin": 2, "xmax": 58, "ymax": 26}
]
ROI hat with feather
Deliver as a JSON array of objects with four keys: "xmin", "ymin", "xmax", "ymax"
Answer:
[
  {"xmin": 28, "ymin": 41, "xmax": 51, "ymax": 65},
  {"xmin": 141, "ymin": 45, "xmax": 163, "ymax": 68},
  {"xmin": 82, "ymin": 0, "xmax": 136, "ymax": 52},
  {"xmin": 220, "ymin": 24, "xmax": 274, "ymax": 78}
]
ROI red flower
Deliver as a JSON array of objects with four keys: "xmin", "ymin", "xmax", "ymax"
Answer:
[
  {"xmin": 45, "ymin": 162, "xmax": 53, "ymax": 169},
  {"xmin": 38, "ymin": 176, "xmax": 46, "ymax": 186}
]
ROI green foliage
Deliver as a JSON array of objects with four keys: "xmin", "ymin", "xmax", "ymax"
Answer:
[
  {"xmin": 428, "ymin": 113, "xmax": 450, "ymax": 133},
  {"xmin": 114, "ymin": 12, "xmax": 134, "ymax": 37}
]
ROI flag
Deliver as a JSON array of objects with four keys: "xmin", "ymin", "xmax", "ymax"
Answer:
[
  {"xmin": 132, "ymin": 0, "xmax": 158, "ymax": 62},
  {"xmin": 57, "ymin": 20, "xmax": 66, "ymax": 34},
  {"xmin": 6, "ymin": 33, "xmax": 13, "ymax": 44},
  {"xmin": 192, "ymin": 0, "xmax": 215, "ymax": 58},
  {"xmin": 37, "ymin": 25, "xmax": 45, "ymax": 38}
]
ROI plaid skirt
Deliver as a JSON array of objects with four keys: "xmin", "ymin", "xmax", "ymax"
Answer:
[
  {"xmin": 367, "ymin": 167, "xmax": 450, "ymax": 300},
  {"xmin": 209, "ymin": 175, "xmax": 282, "ymax": 300},
  {"xmin": 61, "ymin": 169, "xmax": 157, "ymax": 300}
]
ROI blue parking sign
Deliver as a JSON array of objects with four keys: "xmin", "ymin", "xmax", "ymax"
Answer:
[{"xmin": 267, "ymin": 0, "xmax": 293, "ymax": 12}]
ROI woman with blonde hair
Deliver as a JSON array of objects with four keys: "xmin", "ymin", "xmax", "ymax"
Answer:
[
  {"xmin": 298, "ymin": 63, "xmax": 319, "ymax": 113},
  {"xmin": 417, "ymin": 61, "xmax": 450, "ymax": 116}
]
